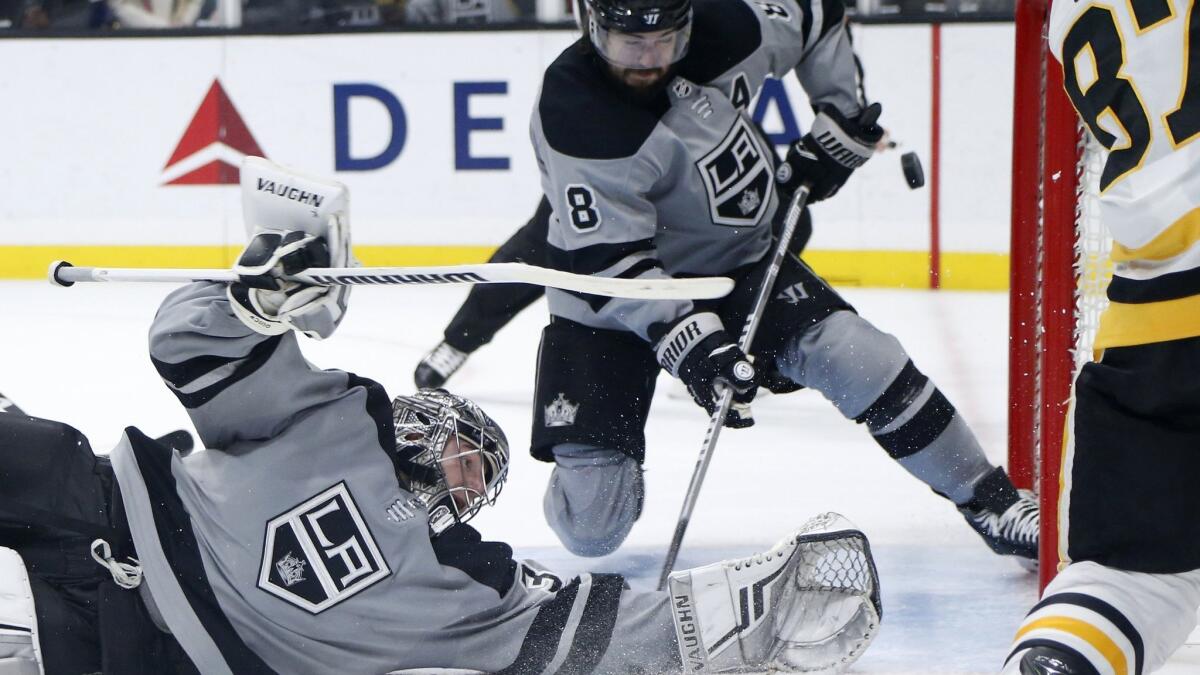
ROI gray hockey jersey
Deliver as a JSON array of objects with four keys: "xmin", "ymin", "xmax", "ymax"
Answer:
[
  {"xmin": 531, "ymin": 0, "xmax": 861, "ymax": 342},
  {"xmin": 108, "ymin": 282, "xmax": 679, "ymax": 674}
]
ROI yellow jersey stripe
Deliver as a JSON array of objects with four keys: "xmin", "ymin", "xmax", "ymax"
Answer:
[
  {"xmin": 1095, "ymin": 293, "xmax": 1200, "ymax": 348},
  {"xmin": 1112, "ymin": 206, "xmax": 1200, "ymax": 262},
  {"xmin": 1015, "ymin": 616, "xmax": 1128, "ymax": 675}
]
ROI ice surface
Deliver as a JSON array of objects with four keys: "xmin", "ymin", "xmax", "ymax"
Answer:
[{"xmin": 4, "ymin": 280, "xmax": 1197, "ymax": 673}]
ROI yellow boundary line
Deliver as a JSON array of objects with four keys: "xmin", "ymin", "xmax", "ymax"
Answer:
[{"xmin": 0, "ymin": 246, "xmax": 1010, "ymax": 291}]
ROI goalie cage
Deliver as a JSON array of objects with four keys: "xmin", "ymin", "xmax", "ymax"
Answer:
[{"xmin": 1008, "ymin": 0, "xmax": 1112, "ymax": 590}]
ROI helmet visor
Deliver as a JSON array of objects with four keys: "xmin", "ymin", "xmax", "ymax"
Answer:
[{"xmin": 591, "ymin": 20, "xmax": 691, "ymax": 70}]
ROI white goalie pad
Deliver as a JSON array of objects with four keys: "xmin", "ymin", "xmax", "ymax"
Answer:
[
  {"xmin": 239, "ymin": 156, "xmax": 350, "ymax": 245},
  {"xmin": 0, "ymin": 547, "xmax": 43, "ymax": 675},
  {"xmin": 669, "ymin": 512, "xmax": 881, "ymax": 674}
]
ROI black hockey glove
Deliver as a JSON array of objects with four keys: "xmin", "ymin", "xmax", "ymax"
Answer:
[
  {"xmin": 655, "ymin": 312, "xmax": 758, "ymax": 428},
  {"xmin": 775, "ymin": 102, "xmax": 884, "ymax": 203}
]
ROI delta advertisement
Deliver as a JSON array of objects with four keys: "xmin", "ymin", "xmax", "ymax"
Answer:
[{"xmin": 0, "ymin": 24, "xmax": 1015, "ymax": 287}]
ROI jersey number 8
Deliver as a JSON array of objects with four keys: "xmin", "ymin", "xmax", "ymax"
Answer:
[
  {"xmin": 1061, "ymin": 0, "xmax": 1200, "ymax": 191},
  {"xmin": 565, "ymin": 185, "xmax": 601, "ymax": 231}
]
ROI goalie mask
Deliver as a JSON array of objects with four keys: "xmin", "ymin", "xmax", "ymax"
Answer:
[
  {"xmin": 392, "ymin": 389, "xmax": 509, "ymax": 535},
  {"xmin": 585, "ymin": 0, "xmax": 692, "ymax": 71}
]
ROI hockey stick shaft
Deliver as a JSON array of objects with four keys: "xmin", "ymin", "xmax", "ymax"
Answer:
[
  {"xmin": 47, "ymin": 261, "xmax": 732, "ymax": 301},
  {"xmin": 656, "ymin": 184, "xmax": 812, "ymax": 590}
]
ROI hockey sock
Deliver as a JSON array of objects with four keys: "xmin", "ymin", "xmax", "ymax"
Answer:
[{"xmin": 855, "ymin": 361, "xmax": 993, "ymax": 505}]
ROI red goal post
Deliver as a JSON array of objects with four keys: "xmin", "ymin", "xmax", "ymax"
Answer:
[{"xmin": 1008, "ymin": 0, "xmax": 1112, "ymax": 590}]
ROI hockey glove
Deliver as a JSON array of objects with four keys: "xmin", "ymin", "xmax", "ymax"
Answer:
[
  {"xmin": 655, "ymin": 312, "xmax": 758, "ymax": 428},
  {"xmin": 228, "ymin": 157, "xmax": 355, "ymax": 340},
  {"xmin": 228, "ymin": 221, "xmax": 351, "ymax": 339},
  {"xmin": 775, "ymin": 102, "xmax": 884, "ymax": 203}
]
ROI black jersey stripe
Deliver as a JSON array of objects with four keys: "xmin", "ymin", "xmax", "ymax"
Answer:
[
  {"xmin": 121, "ymin": 427, "xmax": 278, "ymax": 673},
  {"xmin": 819, "ymin": 0, "xmax": 846, "ymax": 39},
  {"xmin": 852, "ymin": 360, "xmax": 926, "ymax": 431},
  {"xmin": 1028, "ymin": 592, "xmax": 1144, "ymax": 674},
  {"xmin": 432, "ymin": 524, "xmax": 518, "ymax": 598},
  {"xmin": 495, "ymin": 578, "xmax": 582, "ymax": 675},
  {"xmin": 556, "ymin": 574, "xmax": 626, "ymax": 675},
  {"xmin": 678, "ymin": 0, "xmax": 763, "ymax": 85},
  {"xmin": 800, "ymin": 0, "xmax": 814, "ymax": 46},
  {"xmin": 0, "ymin": 622, "xmax": 30, "ymax": 633},
  {"xmin": 343, "ymin": 372, "xmax": 411, "ymax": 492},
  {"xmin": 558, "ymin": 258, "xmax": 668, "ymax": 314},
  {"xmin": 871, "ymin": 389, "xmax": 956, "ymax": 459},
  {"xmin": 1107, "ymin": 267, "xmax": 1200, "ymax": 304},
  {"xmin": 538, "ymin": 45, "xmax": 668, "ymax": 160},
  {"xmin": 548, "ymin": 239, "xmax": 657, "ymax": 277},
  {"xmin": 152, "ymin": 334, "xmax": 283, "ymax": 409}
]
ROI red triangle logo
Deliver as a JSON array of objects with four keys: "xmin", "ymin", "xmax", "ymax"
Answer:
[{"xmin": 162, "ymin": 80, "xmax": 266, "ymax": 186}]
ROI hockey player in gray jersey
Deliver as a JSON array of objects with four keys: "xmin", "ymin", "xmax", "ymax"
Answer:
[
  {"xmin": 528, "ymin": 0, "xmax": 1040, "ymax": 564},
  {"xmin": 41, "ymin": 156, "xmax": 882, "ymax": 673}
]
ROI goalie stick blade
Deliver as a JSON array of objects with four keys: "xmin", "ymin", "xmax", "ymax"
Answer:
[{"xmin": 48, "ymin": 261, "xmax": 733, "ymax": 301}]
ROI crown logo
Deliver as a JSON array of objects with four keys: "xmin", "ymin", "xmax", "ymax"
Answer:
[
  {"xmin": 544, "ymin": 393, "xmax": 580, "ymax": 428},
  {"xmin": 275, "ymin": 552, "xmax": 307, "ymax": 587}
]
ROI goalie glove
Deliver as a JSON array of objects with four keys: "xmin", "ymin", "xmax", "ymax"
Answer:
[
  {"xmin": 655, "ymin": 312, "xmax": 757, "ymax": 428},
  {"xmin": 775, "ymin": 102, "xmax": 884, "ymax": 203},
  {"xmin": 668, "ymin": 513, "xmax": 881, "ymax": 674},
  {"xmin": 228, "ymin": 157, "xmax": 355, "ymax": 340}
]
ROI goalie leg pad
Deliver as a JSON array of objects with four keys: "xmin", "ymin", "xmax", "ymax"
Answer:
[
  {"xmin": 668, "ymin": 513, "xmax": 881, "ymax": 673},
  {"xmin": 0, "ymin": 547, "xmax": 43, "ymax": 675}
]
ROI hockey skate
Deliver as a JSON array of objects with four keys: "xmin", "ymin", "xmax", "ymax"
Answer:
[
  {"xmin": 414, "ymin": 341, "xmax": 469, "ymax": 389},
  {"xmin": 958, "ymin": 467, "xmax": 1039, "ymax": 565}
]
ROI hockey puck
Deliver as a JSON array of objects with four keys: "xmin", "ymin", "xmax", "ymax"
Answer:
[{"xmin": 901, "ymin": 152, "xmax": 925, "ymax": 189}]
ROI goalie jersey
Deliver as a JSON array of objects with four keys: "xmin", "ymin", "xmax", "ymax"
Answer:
[
  {"xmin": 108, "ymin": 282, "xmax": 679, "ymax": 674},
  {"xmin": 531, "ymin": 0, "xmax": 861, "ymax": 342},
  {"xmin": 1049, "ymin": 0, "xmax": 1200, "ymax": 349}
]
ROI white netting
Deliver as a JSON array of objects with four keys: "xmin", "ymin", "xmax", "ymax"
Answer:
[{"xmin": 1072, "ymin": 128, "xmax": 1112, "ymax": 377}]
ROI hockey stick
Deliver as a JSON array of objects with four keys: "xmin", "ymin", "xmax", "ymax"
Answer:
[
  {"xmin": 47, "ymin": 261, "xmax": 733, "ymax": 301},
  {"xmin": 656, "ymin": 184, "xmax": 813, "ymax": 590}
]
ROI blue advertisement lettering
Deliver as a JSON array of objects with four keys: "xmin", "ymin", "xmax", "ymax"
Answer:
[{"xmin": 333, "ymin": 83, "xmax": 407, "ymax": 171}]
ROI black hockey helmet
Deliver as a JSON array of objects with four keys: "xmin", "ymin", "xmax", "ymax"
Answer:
[{"xmin": 584, "ymin": 0, "xmax": 692, "ymax": 70}]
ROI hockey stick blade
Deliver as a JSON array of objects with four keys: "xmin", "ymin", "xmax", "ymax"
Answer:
[{"xmin": 48, "ymin": 261, "xmax": 733, "ymax": 301}]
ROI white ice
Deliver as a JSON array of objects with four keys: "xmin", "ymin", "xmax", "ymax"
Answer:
[{"xmin": 4, "ymin": 280, "xmax": 1198, "ymax": 674}]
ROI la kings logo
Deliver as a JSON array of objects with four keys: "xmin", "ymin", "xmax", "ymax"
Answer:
[
  {"xmin": 259, "ymin": 482, "xmax": 390, "ymax": 614},
  {"xmin": 697, "ymin": 117, "xmax": 772, "ymax": 227}
]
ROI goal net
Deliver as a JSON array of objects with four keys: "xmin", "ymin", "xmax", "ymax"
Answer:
[{"xmin": 1007, "ymin": 0, "xmax": 1111, "ymax": 590}]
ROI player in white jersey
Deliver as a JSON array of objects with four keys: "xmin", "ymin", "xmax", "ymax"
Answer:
[
  {"xmin": 525, "ymin": 0, "xmax": 1040, "ymax": 566},
  {"xmin": 0, "ymin": 157, "xmax": 883, "ymax": 674},
  {"xmin": 1003, "ymin": 1, "xmax": 1200, "ymax": 673}
]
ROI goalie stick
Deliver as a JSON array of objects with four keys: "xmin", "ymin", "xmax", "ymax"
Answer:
[
  {"xmin": 656, "ymin": 183, "xmax": 813, "ymax": 591},
  {"xmin": 48, "ymin": 261, "xmax": 733, "ymax": 301}
]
